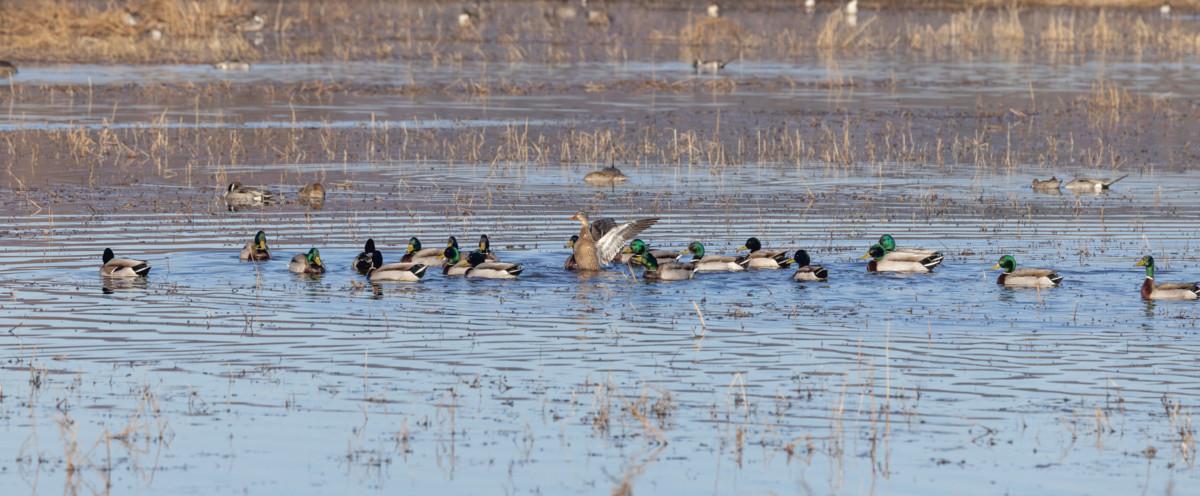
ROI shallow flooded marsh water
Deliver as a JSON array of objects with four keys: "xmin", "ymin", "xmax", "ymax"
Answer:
[{"xmin": 3, "ymin": 2, "xmax": 1200, "ymax": 495}]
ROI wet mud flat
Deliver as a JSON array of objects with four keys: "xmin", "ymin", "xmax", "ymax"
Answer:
[{"xmin": 3, "ymin": 2, "xmax": 1200, "ymax": 495}]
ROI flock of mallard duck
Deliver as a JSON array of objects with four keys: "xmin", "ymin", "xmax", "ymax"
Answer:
[{"xmin": 95, "ymin": 210, "xmax": 1200, "ymax": 300}]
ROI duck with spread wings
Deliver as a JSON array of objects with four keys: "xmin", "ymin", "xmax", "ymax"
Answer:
[{"xmin": 565, "ymin": 212, "xmax": 658, "ymax": 271}]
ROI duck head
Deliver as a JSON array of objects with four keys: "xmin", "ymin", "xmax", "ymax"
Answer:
[
  {"xmin": 306, "ymin": 248, "xmax": 323, "ymax": 269},
  {"xmin": 102, "ymin": 248, "xmax": 115, "ymax": 263},
  {"xmin": 442, "ymin": 245, "xmax": 461, "ymax": 265},
  {"xmin": 684, "ymin": 241, "xmax": 705, "ymax": 258},
  {"xmin": 739, "ymin": 237, "xmax": 762, "ymax": 252},
  {"xmin": 633, "ymin": 252, "xmax": 659, "ymax": 271},
  {"xmin": 859, "ymin": 244, "xmax": 886, "ymax": 261},
  {"xmin": 790, "ymin": 249, "xmax": 811, "ymax": 267},
  {"xmin": 627, "ymin": 239, "xmax": 648, "ymax": 255},
  {"xmin": 878, "ymin": 234, "xmax": 897, "ymax": 252},
  {"xmin": 567, "ymin": 235, "xmax": 579, "ymax": 248},
  {"xmin": 255, "ymin": 230, "xmax": 269, "ymax": 251},
  {"xmin": 992, "ymin": 255, "xmax": 1017, "ymax": 273},
  {"xmin": 478, "ymin": 234, "xmax": 491, "ymax": 254},
  {"xmin": 406, "ymin": 237, "xmax": 421, "ymax": 254},
  {"xmin": 1136, "ymin": 255, "xmax": 1156, "ymax": 278}
]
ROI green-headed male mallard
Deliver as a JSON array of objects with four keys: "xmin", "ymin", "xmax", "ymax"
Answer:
[
  {"xmin": 240, "ymin": 230, "xmax": 271, "ymax": 261},
  {"xmin": 992, "ymin": 255, "xmax": 1062, "ymax": 288},
  {"xmin": 100, "ymin": 248, "xmax": 150, "ymax": 278},
  {"xmin": 401, "ymin": 237, "xmax": 450, "ymax": 267},
  {"xmin": 289, "ymin": 248, "xmax": 325, "ymax": 275},
  {"xmin": 619, "ymin": 239, "xmax": 680, "ymax": 265},
  {"xmin": 681, "ymin": 241, "xmax": 748, "ymax": 272},
  {"xmin": 474, "ymin": 234, "xmax": 499, "ymax": 261},
  {"xmin": 568, "ymin": 212, "xmax": 658, "ymax": 271},
  {"xmin": 862, "ymin": 244, "xmax": 941, "ymax": 273},
  {"xmin": 788, "ymin": 250, "xmax": 828, "ymax": 282},
  {"xmin": 464, "ymin": 251, "xmax": 523, "ymax": 279},
  {"xmin": 1136, "ymin": 255, "xmax": 1200, "ymax": 300},
  {"xmin": 354, "ymin": 239, "xmax": 383, "ymax": 274},
  {"xmin": 631, "ymin": 240, "xmax": 696, "ymax": 281},
  {"xmin": 442, "ymin": 245, "xmax": 472, "ymax": 276},
  {"xmin": 877, "ymin": 234, "xmax": 943, "ymax": 265},
  {"xmin": 738, "ymin": 237, "xmax": 791, "ymax": 269}
]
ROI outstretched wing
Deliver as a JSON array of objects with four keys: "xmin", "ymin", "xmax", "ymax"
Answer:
[
  {"xmin": 595, "ymin": 218, "xmax": 659, "ymax": 265},
  {"xmin": 588, "ymin": 218, "xmax": 617, "ymax": 240}
]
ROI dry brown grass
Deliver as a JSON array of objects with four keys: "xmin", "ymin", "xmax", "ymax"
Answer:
[{"xmin": 0, "ymin": 0, "xmax": 255, "ymax": 63}]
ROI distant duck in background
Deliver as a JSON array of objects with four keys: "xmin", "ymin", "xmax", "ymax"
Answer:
[
  {"xmin": 587, "ymin": 7, "xmax": 611, "ymax": 26},
  {"xmin": 458, "ymin": 7, "xmax": 479, "ymax": 28},
  {"xmin": 224, "ymin": 182, "xmax": 276, "ymax": 206},
  {"xmin": 693, "ymin": 59, "xmax": 727, "ymax": 74},
  {"xmin": 122, "ymin": 9, "xmax": 142, "ymax": 27},
  {"xmin": 1065, "ymin": 175, "xmax": 1127, "ymax": 193},
  {"xmin": 0, "ymin": 61, "xmax": 17, "ymax": 78},
  {"xmin": 214, "ymin": 60, "xmax": 251, "ymax": 71},
  {"xmin": 1031, "ymin": 176, "xmax": 1062, "ymax": 191},
  {"xmin": 584, "ymin": 166, "xmax": 628, "ymax": 185},
  {"xmin": 235, "ymin": 12, "xmax": 266, "ymax": 32},
  {"xmin": 299, "ymin": 182, "xmax": 326, "ymax": 206},
  {"xmin": 554, "ymin": 0, "xmax": 578, "ymax": 21}
]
